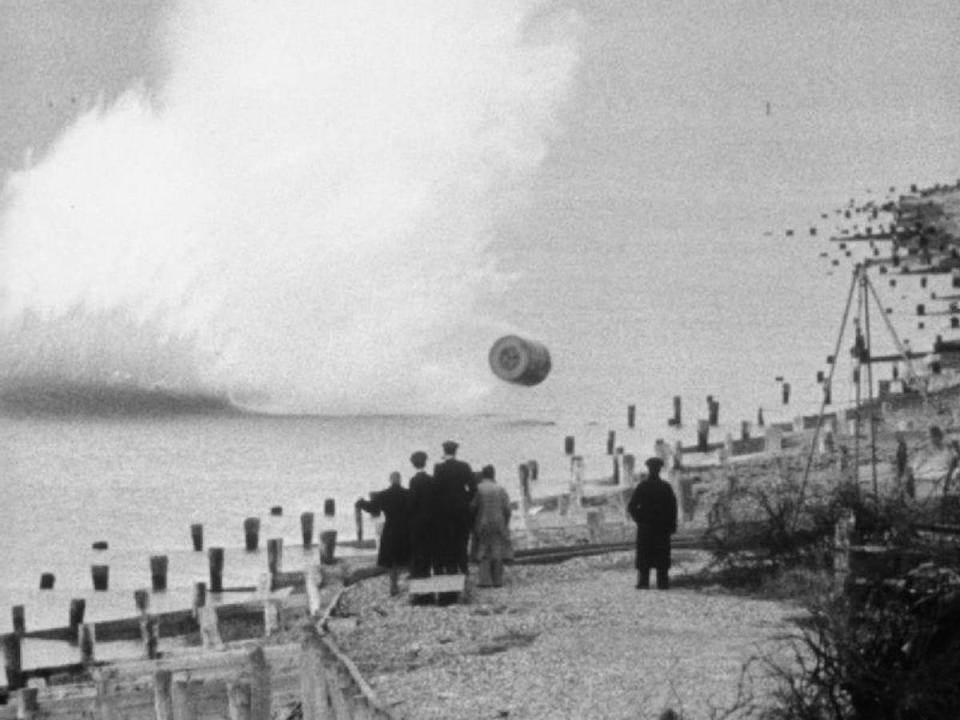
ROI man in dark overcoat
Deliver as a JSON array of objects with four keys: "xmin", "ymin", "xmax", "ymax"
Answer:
[
  {"xmin": 406, "ymin": 450, "xmax": 437, "ymax": 579},
  {"xmin": 355, "ymin": 471, "xmax": 410, "ymax": 595},
  {"xmin": 627, "ymin": 456, "xmax": 678, "ymax": 590},
  {"xmin": 432, "ymin": 440, "xmax": 477, "ymax": 575}
]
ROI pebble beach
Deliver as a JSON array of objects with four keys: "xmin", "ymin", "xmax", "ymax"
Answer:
[{"xmin": 329, "ymin": 551, "xmax": 802, "ymax": 720}]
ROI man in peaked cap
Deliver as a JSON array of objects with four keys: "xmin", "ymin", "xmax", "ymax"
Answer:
[
  {"xmin": 432, "ymin": 440, "xmax": 477, "ymax": 581},
  {"xmin": 627, "ymin": 456, "xmax": 678, "ymax": 590}
]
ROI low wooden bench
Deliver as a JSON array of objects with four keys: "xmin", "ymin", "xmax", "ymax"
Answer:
[{"xmin": 407, "ymin": 575, "xmax": 466, "ymax": 597}]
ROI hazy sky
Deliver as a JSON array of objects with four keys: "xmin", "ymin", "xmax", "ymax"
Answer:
[{"xmin": 0, "ymin": 0, "xmax": 167, "ymax": 172}]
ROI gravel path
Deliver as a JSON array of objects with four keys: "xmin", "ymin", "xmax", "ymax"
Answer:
[{"xmin": 332, "ymin": 552, "xmax": 801, "ymax": 720}]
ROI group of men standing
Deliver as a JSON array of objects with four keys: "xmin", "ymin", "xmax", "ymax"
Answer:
[
  {"xmin": 408, "ymin": 440, "xmax": 477, "ymax": 577},
  {"xmin": 356, "ymin": 440, "xmax": 679, "ymax": 596},
  {"xmin": 356, "ymin": 439, "xmax": 513, "ymax": 596}
]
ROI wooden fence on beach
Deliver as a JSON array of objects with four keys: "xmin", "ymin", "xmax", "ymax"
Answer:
[
  {"xmin": 0, "ymin": 623, "xmax": 395, "ymax": 720},
  {"xmin": 0, "ymin": 566, "xmax": 397, "ymax": 720}
]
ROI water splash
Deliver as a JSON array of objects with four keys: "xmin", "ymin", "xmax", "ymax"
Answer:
[{"xmin": 0, "ymin": 0, "xmax": 579, "ymax": 414}]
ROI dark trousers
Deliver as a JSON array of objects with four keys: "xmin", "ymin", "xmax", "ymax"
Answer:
[
  {"xmin": 409, "ymin": 520, "xmax": 436, "ymax": 578},
  {"xmin": 638, "ymin": 566, "xmax": 669, "ymax": 590}
]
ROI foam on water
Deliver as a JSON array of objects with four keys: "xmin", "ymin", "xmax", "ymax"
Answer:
[{"xmin": 0, "ymin": 0, "xmax": 580, "ymax": 414}]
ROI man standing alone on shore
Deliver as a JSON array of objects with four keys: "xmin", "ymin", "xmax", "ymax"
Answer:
[
  {"xmin": 433, "ymin": 440, "xmax": 477, "ymax": 575},
  {"xmin": 627, "ymin": 457, "xmax": 678, "ymax": 590},
  {"xmin": 407, "ymin": 451, "xmax": 437, "ymax": 579}
]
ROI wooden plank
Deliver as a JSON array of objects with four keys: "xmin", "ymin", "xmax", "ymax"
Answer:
[
  {"xmin": 101, "ymin": 643, "xmax": 300, "ymax": 681},
  {"xmin": 154, "ymin": 670, "xmax": 174, "ymax": 720},
  {"xmin": 247, "ymin": 646, "xmax": 271, "ymax": 720},
  {"xmin": 320, "ymin": 636, "xmax": 390, "ymax": 718},
  {"xmin": 94, "ymin": 679, "xmax": 117, "ymax": 720},
  {"xmin": 198, "ymin": 607, "xmax": 223, "ymax": 651},
  {"xmin": 407, "ymin": 575, "xmax": 465, "ymax": 595},
  {"xmin": 226, "ymin": 679, "xmax": 251, "ymax": 720},
  {"xmin": 299, "ymin": 624, "xmax": 332, "ymax": 720},
  {"xmin": 13, "ymin": 589, "xmax": 298, "ymax": 644},
  {"xmin": 323, "ymin": 664, "xmax": 350, "ymax": 720},
  {"xmin": 172, "ymin": 679, "xmax": 201, "ymax": 720},
  {"xmin": 305, "ymin": 566, "xmax": 322, "ymax": 617},
  {"xmin": 15, "ymin": 688, "xmax": 38, "ymax": 720}
]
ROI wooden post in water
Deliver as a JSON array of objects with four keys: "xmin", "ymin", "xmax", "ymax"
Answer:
[
  {"xmin": 39, "ymin": 573, "xmax": 55, "ymax": 590},
  {"xmin": 708, "ymin": 396, "xmax": 720, "ymax": 426},
  {"xmin": 190, "ymin": 523, "xmax": 203, "ymax": 552},
  {"xmin": 68, "ymin": 599, "xmax": 86, "ymax": 644},
  {"xmin": 671, "ymin": 395, "xmax": 682, "ymax": 426},
  {"xmin": 197, "ymin": 605, "xmax": 223, "ymax": 650},
  {"xmin": 270, "ymin": 506, "xmax": 283, "ymax": 517},
  {"xmin": 765, "ymin": 426, "xmax": 783, "ymax": 454},
  {"xmin": 91, "ymin": 564, "xmax": 109, "ymax": 591},
  {"xmin": 569, "ymin": 456, "xmax": 585, "ymax": 514},
  {"xmin": 740, "ymin": 420, "xmax": 750, "ymax": 441},
  {"xmin": 79, "ymin": 623, "xmax": 95, "ymax": 664},
  {"xmin": 150, "ymin": 555, "xmax": 168, "ymax": 592},
  {"xmin": 527, "ymin": 459, "xmax": 539, "ymax": 480},
  {"xmin": 627, "ymin": 404, "xmax": 636, "ymax": 428},
  {"xmin": 354, "ymin": 505, "xmax": 364, "ymax": 544},
  {"xmin": 300, "ymin": 512, "xmax": 315, "ymax": 548},
  {"xmin": 208, "ymin": 547, "xmax": 225, "ymax": 593},
  {"xmin": 782, "ymin": 382, "xmax": 791, "ymax": 405},
  {"xmin": 199, "ymin": 606, "xmax": 224, "ymax": 650},
  {"xmin": 622, "ymin": 453, "xmax": 636, "ymax": 486},
  {"xmin": 154, "ymin": 671, "xmax": 174, "ymax": 720},
  {"xmin": 606, "ymin": 430, "xmax": 615, "ymax": 455},
  {"xmin": 133, "ymin": 587, "xmax": 158, "ymax": 659},
  {"xmin": 140, "ymin": 616, "xmax": 159, "ymax": 660},
  {"xmin": 323, "ymin": 499, "xmax": 336, "ymax": 518},
  {"xmin": 517, "ymin": 465, "xmax": 531, "ymax": 527},
  {"xmin": 267, "ymin": 538, "xmax": 283, "ymax": 587},
  {"xmin": 697, "ymin": 420, "xmax": 709, "ymax": 453},
  {"xmin": 564, "ymin": 435, "xmax": 575, "ymax": 455},
  {"xmin": 757, "ymin": 407, "xmax": 765, "ymax": 427},
  {"xmin": 1, "ymin": 634, "xmax": 23, "ymax": 690},
  {"xmin": 244, "ymin": 518, "xmax": 261, "ymax": 552},
  {"xmin": 319, "ymin": 531, "xmax": 338, "ymax": 565},
  {"xmin": 192, "ymin": 581, "xmax": 206, "ymax": 618},
  {"xmin": 518, "ymin": 464, "xmax": 532, "ymax": 507},
  {"xmin": 11, "ymin": 605, "xmax": 25, "ymax": 635}
]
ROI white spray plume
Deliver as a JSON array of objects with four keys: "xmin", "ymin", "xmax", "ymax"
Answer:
[{"xmin": 0, "ymin": 0, "xmax": 579, "ymax": 413}]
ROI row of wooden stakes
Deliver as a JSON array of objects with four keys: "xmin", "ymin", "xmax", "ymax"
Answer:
[{"xmin": 2, "ymin": 572, "xmax": 396, "ymax": 720}]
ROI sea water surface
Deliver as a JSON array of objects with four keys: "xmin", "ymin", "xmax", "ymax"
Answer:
[{"xmin": 2, "ymin": 0, "xmax": 960, "ymax": 605}]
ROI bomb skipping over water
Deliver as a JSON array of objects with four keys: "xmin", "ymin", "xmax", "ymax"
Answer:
[{"xmin": 488, "ymin": 335, "xmax": 551, "ymax": 386}]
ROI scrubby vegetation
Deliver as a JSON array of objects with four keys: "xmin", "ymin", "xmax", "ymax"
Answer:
[{"xmin": 701, "ymin": 458, "xmax": 960, "ymax": 719}]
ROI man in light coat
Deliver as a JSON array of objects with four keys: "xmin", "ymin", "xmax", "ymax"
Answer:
[{"xmin": 470, "ymin": 465, "xmax": 512, "ymax": 588}]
